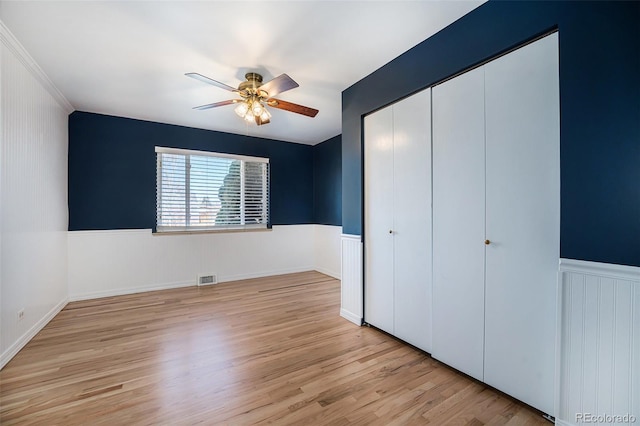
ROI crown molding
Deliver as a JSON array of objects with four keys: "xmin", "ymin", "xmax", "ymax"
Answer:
[{"xmin": 0, "ymin": 20, "xmax": 74, "ymax": 113}]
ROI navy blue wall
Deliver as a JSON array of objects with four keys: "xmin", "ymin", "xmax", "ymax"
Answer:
[
  {"xmin": 313, "ymin": 135, "xmax": 342, "ymax": 226},
  {"xmin": 68, "ymin": 111, "xmax": 314, "ymax": 230},
  {"xmin": 342, "ymin": 1, "xmax": 640, "ymax": 267}
]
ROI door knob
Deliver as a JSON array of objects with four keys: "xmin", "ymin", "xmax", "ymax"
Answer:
[
  {"xmin": 485, "ymin": 239, "xmax": 491, "ymax": 245},
  {"xmin": 389, "ymin": 230, "xmax": 393, "ymax": 234}
]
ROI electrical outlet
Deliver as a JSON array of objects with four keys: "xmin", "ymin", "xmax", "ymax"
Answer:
[{"xmin": 17, "ymin": 309, "xmax": 25, "ymax": 322}]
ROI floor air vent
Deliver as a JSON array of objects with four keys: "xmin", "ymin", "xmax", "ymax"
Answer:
[{"xmin": 197, "ymin": 274, "xmax": 218, "ymax": 286}]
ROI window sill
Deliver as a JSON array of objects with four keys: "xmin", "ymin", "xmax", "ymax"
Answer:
[{"xmin": 153, "ymin": 227, "xmax": 272, "ymax": 236}]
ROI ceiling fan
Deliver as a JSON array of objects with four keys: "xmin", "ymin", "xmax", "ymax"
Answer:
[{"xmin": 185, "ymin": 72, "xmax": 319, "ymax": 126}]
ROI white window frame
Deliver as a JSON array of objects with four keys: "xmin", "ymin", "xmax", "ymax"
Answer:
[{"xmin": 155, "ymin": 146, "xmax": 270, "ymax": 233}]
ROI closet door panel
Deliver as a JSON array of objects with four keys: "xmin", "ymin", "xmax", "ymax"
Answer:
[
  {"xmin": 364, "ymin": 107, "xmax": 395, "ymax": 334},
  {"xmin": 432, "ymin": 67, "xmax": 486, "ymax": 380},
  {"xmin": 484, "ymin": 33, "xmax": 560, "ymax": 414},
  {"xmin": 393, "ymin": 89, "xmax": 432, "ymax": 352}
]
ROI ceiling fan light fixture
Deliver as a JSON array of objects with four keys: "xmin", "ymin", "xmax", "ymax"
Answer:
[
  {"xmin": 235, "ymin": 98, "xmax": 270, "ymax": 125},
  {"xmin": 243, "ymin": 109, "xmax": 255, "ymax": 122},
  {"xmin": 234, "ymin": 102, "xmax": 249, "ymax": 118},
  {"xmin": 256, "ymin": 113, "xmax": 270, "ymax": 125},
  {"xmin": 252, "ymin": 100, "xmax": 264, "ymax": 117}
]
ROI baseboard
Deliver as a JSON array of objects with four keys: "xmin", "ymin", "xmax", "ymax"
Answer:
[
  {"xmin": 69, "ymin": 267, "xmax": 319, "ymax": 302},
  {"xmin": 220, "ymin": 266, "xmax": 315, "ymax": 283},
  {"xmin": 554, "ymin": 419, "xmax": 573, "ymax": 426},
  {"xmin": 1, "ymin": 296, "xmax": 68, "ymax": 370},
  {"xmin": 314, "ymin": 266, "xmax": 340, "ymax": 280},
  {"xmin": 69, "ymin": 280, "xmax": 194, "ymax": 302},
  {"xmin": 340, "ymin": 308, "xmax": 362, "ymax": 326}
]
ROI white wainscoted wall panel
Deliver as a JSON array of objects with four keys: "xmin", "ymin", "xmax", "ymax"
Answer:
[
  {"xmin": 313, "ymin": 225, "xmax": 341, "ymax": 279},
  {"xmin": 68, "ymin": 225, "xmax": 318, "ymax": 301},
  {"xmin": 557, "ymin": 259, "xmax": 640, "ymax": 426},
  {"xmin": 340, "ymin": 234, "xmax": 362, "ymax": 325},
  {"xmin": 0, "ymin": 22, "xmax": 73, "ymax": 369}
]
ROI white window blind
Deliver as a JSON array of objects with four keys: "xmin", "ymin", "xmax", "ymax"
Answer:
[{"xmin": 156, "ymin": 147, "xmax": 269, "ymax": 232}]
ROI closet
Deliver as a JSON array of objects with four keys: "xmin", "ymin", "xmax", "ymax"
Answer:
[
  {"xmin": 364, "ymin": 88, "xmax": 432, "ymax": 352},
  {"xmin": 364, "ymin": 32, "xmax": 559, "ymax": 415},
  {"xmin": 432, "ymin": 33, "xmax": 559, "ymax": 414}
]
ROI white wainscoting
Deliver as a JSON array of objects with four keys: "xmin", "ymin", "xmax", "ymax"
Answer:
[
  {"xmin": 0, "ymin": 22, "xmax": 73, "ymax": 369},
  {"xmin": 68, "ymin": 225, "xmax": 324, "ymax": 301},
  {"xmin": 557, "ymin": 259, "xmax": 640, "ymax": 426},
  {"xmin": 340, "ymin": 234, "xmax": 363, "ymax": 325},
  {"xmin": 313, "ymin": 225, "xmax": 341, "ymax": 279}
]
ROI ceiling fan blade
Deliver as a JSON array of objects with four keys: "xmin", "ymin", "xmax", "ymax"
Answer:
[
  {"xmin": 185, "ymin": 73, "xmax": 238, "ymax": 92},
  {"xmin": 259, "ymin": 74, "xmax": 299, "ymax": 97},
  {"xmin": 193, "ymin": 99, "xmax": 239, "ymax": 110},
  {"xmin": 267, "ymin": 99, "xmax": 318, "ymax": 117}
]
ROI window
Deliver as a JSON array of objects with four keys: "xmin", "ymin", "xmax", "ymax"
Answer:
[{"xmin": 156, "ymin": 147, "xmax": 269, "ymax": 232}]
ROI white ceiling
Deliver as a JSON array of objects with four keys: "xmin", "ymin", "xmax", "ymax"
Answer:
[{"xmin": 0, "ymin": 1, "xmax": 484, "ymax": 145}]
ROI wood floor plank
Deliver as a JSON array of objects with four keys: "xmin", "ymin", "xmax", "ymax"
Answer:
[{"xmin": 0, "ymin": 271, "xmax": 548, "ymax": 425}]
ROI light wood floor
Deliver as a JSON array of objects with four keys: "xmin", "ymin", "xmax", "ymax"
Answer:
[{"xmin": 0, "ymin": 271, "xmax": 548, "ymax": 425}]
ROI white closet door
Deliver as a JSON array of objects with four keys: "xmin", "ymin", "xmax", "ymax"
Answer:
[
  {"xmin": 393, "ymin": 89, "xmax": 432, "ymax": 352},
  {"xmin": 483, "ymin": 33, "xmax": 560, "ymax": 414},
  {"xmin": 364, "ymin": 106, "xmax": 394, "ymax": 334},
  {"xmin": 432, "ymin": 67, "xmax": 486, "ymax": 381}
]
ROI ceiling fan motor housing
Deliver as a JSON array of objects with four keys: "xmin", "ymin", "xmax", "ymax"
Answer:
[{"xmin": 238, "ymin": 73, "xmax": 265, "ymax": 95}]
